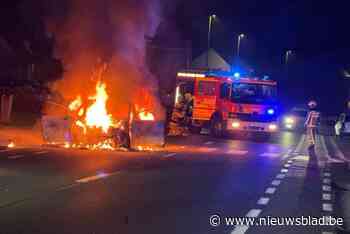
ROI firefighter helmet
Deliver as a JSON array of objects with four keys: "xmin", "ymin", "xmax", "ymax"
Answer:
[{"xmin": 308, "ymin": 100, "xmax": 317, "ymax": 108}]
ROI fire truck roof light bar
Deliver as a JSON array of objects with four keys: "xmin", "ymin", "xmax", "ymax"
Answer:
[{"xmin": 177, "ymin": 72, "xmax": 206, "ymax": 78}]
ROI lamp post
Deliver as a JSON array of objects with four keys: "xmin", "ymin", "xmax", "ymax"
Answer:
[
  {"xmin": 285, "ymin": 50, "xmax": 292, "ymax": 65},
  {"xmin": 237, "ymin": 33, "xmax": 245, "ymax": 59},
  {"xmin": 207, "ymin": 14, "xmax": 216, "ymax": 69}
]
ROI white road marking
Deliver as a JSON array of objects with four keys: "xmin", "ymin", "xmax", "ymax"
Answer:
[
  {"xmin": 322, "ymin": 185, "xmax": 332, "ymax": 192},
  {"xmin": 324, "ymin": 172, "xmax": 331, "ymax": 177},
  {"xmin": 76, "ymin": 173, "xmax": 111, "ymax": 183},
  {"xmin": 8, "ymin": 155, "xmax": 24, "ymax": 159},
  {"xmin": 276, "ymin": 174, "xmax": 285, "ymax": 179},
  {"xmin": 0, "ymin": 149, "xmax": 13, "ymax": 153},
  {"xmin": 257, "ymin": 197, "xmax": 270, "ymax": 205},
  {"xmin": 322, "ymin": 232, "xmax": 335, "ymax": 234},
  {"xmin": 260, "ymin": 153, "xmax": 280, "ymax": 157},
  {"xmin": 205, "ymin": 141, "xmax": 214, "ymax": 145},
  {"xmin": 230, "ymin": 225, "xmax": 249, "ymax": 234},
  {"xmin": 287, "ymin": 160, "xmax": 293, "ymax": 164},
  {"xmin": 227, "ymin": 150, "xmax": 248, "ymax": 155},
  {"xmin": 34, "ymin": 151, "xmax": 49, "ymax": 155},
  {"xmin": 322, "ymin": 203, "xmax": 333, "ymax": 212},
  {"xmin": 265, "ymin": 187, "xmax": 276, "ymax": 194},
  {"xmin": 164, "ymin": 153, "xmax": 177, "ymax": 158},
  {"xmin": 246, "ymin": 209, "xmax": 261, "ymax": 218},
  {"xmin": 282, "ymin": 149, "xmax": 293, "ymax": 159},
  {"xmin": 284, "ymin": 164, "xmax": 291, "ymax": 168},
  {"xmin": 281, "ymin": 168, "xmax": 288, "ymax": 173},
  {"xmin": 271, "ymin": 180, "xmax": 281, "ymax": 186},
  {"xmin": 323, "ymin": 178, "xmax": 331, "ymax": 184},
  {"xmin": 322, "ymin": 193, "xmax": 331, "ymax": 201}
]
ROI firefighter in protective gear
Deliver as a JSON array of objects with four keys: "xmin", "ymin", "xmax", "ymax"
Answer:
[{"xmin": 305, "ymin": 100, "xmax": 320, "ymax": 148}]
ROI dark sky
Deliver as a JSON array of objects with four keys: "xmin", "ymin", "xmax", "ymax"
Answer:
[
  {"xmin": 171, "ymin": 0, "xmax": 349, "ymax": 59},
  {"xmin": 0, "ymin": 0, "xmax": 349, "ymax": 113}
]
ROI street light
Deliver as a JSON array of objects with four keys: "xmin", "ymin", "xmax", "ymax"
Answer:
[
  {"xmin": 285, "ymin": 50, "xmax": 292, "ymax": 64},
  {"xmin": 237, "ymin": 33, "xmax": 245, "ymax": 58},
  {"xmin": 207, "ymin": 14, "xmax": 216, "ymax": 69}
]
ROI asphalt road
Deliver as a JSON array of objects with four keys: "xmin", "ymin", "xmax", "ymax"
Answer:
[{"xmin": 0, "ymin": 131, "xmax": 347, "ymax": 234}]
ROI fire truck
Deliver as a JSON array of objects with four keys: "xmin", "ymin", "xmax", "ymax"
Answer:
[{"xmin": 174, "ymin": 70, "xmax": 278, "ymax": 137}]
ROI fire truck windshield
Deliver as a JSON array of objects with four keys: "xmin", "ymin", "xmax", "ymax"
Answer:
[{"xmin": 231, "ymin": 83, "xmax": 277, "ymax": 104}]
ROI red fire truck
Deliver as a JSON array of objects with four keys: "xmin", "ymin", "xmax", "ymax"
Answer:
[{"xmin": 174, "ymin": 70, "xmax": 278, "ymax": 137}]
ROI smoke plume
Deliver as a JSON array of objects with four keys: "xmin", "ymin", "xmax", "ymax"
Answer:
[{"xmin": 45, "ymin": 0, "xmax": 163, "ymax": 119}]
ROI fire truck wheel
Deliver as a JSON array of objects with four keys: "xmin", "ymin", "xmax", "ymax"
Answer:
[{"xmin": 210, "ymin": 118, "xmax": 224, "ymax": 138}]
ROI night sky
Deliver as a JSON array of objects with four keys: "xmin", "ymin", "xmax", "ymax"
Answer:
[
  {"xmin": 168, "ymin": 0, "xmax": 350, "ymax": 113},
  {"xmin": 1, "ymin": 0, "xmax": 350, "ymax": 114}
]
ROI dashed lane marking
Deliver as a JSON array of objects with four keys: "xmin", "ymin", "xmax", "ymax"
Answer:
[
  {"xmin": 265, "ymin": 187, "xmax": 276, "ymax": 194},
  {"xmin": 34, "ymin": 151, "xmax": 49, "ymax": 155},
  {"xmin": 230, "ymin": 225, "xmax": 249, "ymax": 234},
  {"xmin": 246, "ymin": 209, "xmax": 262, "ymax": 218},
  {"xmin": 284, "ymin": 164, "xmax": 291, "ymax": 168},
  {"xmin": 76, "ymin": 172, "xmax": 120, "ymax": 183},
  {"xmin": 271, "ymin": 180, "xmax": 281, "ymax": 186},
  {"xmin": 281, "ymin": 168, "xmax": 288, "ymax": 173},
  {"xmin": 322, "ymin": 203, "xmax": 333, "ymax": 212},
  {"xmin": 205, "ymin": 141, "xmax": 214, "ymax": 145},
  {"xmin": 322, "ymin": 185, "xmax": 332, "ymax": 192},
  {"xmin": 323, "ymin": 178, "xmax": 331, "ymax": 184},
  {"xmin": 276, "ymin": 174, "xmax": 285, "ymax": 179},
  {"xmin": 322, "ymin": 193, "xmax": 331, "ymax": 201},
  {"xmin": 8, "ymin": 155, "xmax": 25, "ymax": 159},
  {"xmin": 324, "ymin": 172, "xmax": 331, "ymax": 177},
  {"xmin": 164, "ymin": 153, "xmax": 177, "ymax": 158},
  {"xmin": 257, "ymin": 197, "xmax": 270, "ymax": 205}
]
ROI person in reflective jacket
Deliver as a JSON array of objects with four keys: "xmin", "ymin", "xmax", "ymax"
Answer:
[{"xmin": 305, "ymin": 100, "xmax": 320, "ymax": 150}]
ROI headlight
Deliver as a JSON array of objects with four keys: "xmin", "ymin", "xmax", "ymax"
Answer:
[
  {"xmin": 284, "ymin": 117, "xmax": 295, "ymax": 124},
  {"xmin": 232, "ymin": 122, "xmax": 240, "ymax": 128},
  {"xmin": 268, "ymin": 124, "xmax": 278, "ymax": 131}
]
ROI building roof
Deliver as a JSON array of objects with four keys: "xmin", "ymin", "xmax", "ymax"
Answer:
[{"xmin": 192, "ymin": 48, "xmax": 231, "ymax": 71}]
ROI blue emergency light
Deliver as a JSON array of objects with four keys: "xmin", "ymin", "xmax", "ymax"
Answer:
[
  {"xmin": 267, "ymin": 108, "xmax": 275, "ymax": 115},
  {"xmin": 234, "ymin": 72, "xmax": 241, "ymax": 78}
]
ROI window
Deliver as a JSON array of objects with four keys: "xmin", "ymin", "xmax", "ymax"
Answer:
[
  {"xmin": 198, "ymin": 81, "xmax": 216, "ymax": 96},
  {"xmin": 231, "ymin": 83, "xmax": 277, "ymax": 104},
  {"xmin": 220, "ymin": 83, "xmax": 231, "ymax": 99}
]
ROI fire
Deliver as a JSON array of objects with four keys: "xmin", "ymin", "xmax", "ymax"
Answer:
[
  {"xmin": 69, "ymin": 81, "xmax": 114, "ymax": 135},
  {"xmin": 138, "ymin": 111, "xmax": 155, "ymax": 121},
  {"xmin": 7, "ymin": 141, "xmax": 15, "ymax": 148},
  {"xmin": 69, "ymin": 95, "xmax": 82, "ymax": 111},
  {"xmin": 85, "ymin": 82, "xmax": 114, "ymax": 133}
]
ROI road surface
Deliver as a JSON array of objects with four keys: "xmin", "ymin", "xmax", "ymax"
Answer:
[{"xmin": 0, "ymin": 131, "xmax": 346, "ymax": 234}]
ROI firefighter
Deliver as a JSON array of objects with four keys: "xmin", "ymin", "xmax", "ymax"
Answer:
[{"xmin": 305, "ymin": 100, "xmax": 320, "ymax": 149}]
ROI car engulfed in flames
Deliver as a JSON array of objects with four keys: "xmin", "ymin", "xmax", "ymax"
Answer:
[{"xmin": 53, "ymin": 79, "xmax": 163, "ymax": 151}]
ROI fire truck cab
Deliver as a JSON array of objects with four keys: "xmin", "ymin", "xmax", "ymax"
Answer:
[{"xmin": 174, "ymin": 70, "xmax": 279, "ymax": 137}]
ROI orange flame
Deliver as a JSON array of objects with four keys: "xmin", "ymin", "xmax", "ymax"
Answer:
[
  {"xmin": 138, "ymin": 111, "xmax": 154, "ymax": 121},
  {"xmin": 69, "ymin": 95, "xmax": 82, "ymax": 111},
  {"xmin": 69, "ymin": 81, "xmax": 115, "ymax": 136},
  {"xmin": 85, "ymin": 82, "xmax": 114, "ymax": 133}
]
